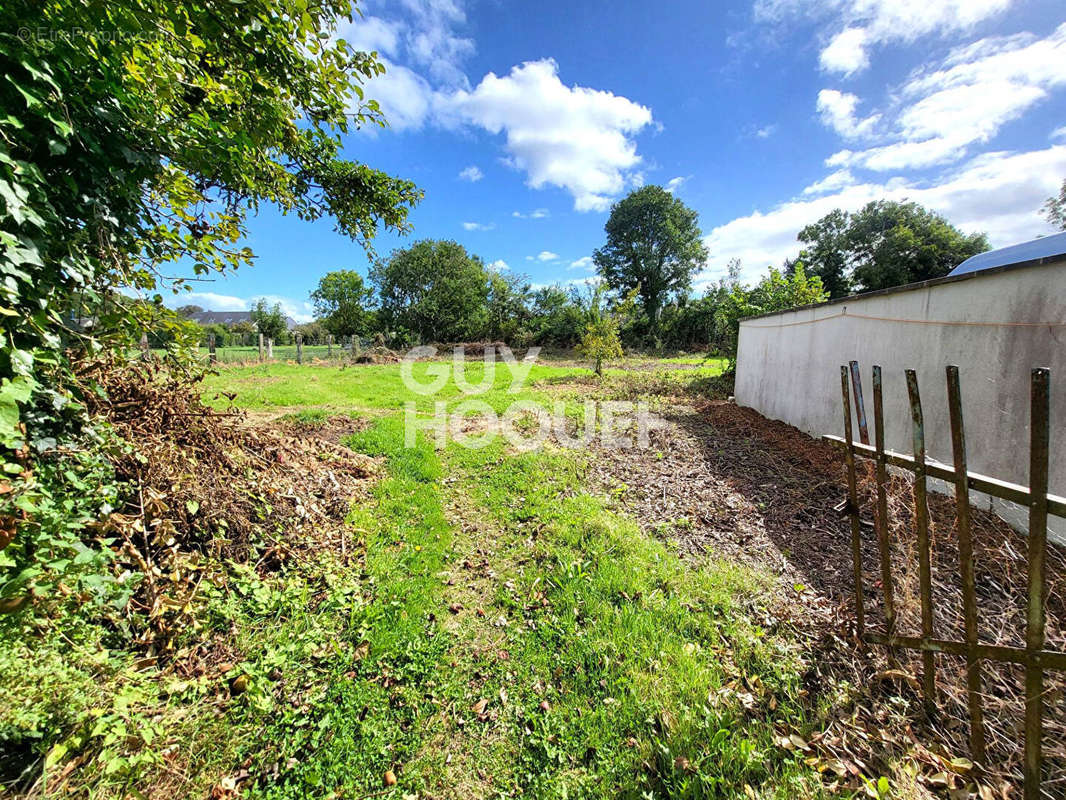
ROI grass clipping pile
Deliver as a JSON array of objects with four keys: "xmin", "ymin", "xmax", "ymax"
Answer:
[{"xmin": 81, "ymin": 359, "xmax": 377, "ymax": 651}]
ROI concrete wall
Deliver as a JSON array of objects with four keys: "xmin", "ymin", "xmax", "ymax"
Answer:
[{"xmin": 735, "ymin": 261, "xmax": 1066, "ymax": 541}]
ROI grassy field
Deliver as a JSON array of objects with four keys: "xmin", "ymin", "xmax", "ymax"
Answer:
[
  {"xmin": 6, "ymin": 355, "xmax": 852, "ymax": 799},
  {"xmin": 197, "ymin": 357, "xmax": 832, "ymax": 799}
]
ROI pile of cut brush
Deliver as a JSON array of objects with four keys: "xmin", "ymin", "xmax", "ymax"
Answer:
[
  {"xmin": 77, "ymin": 358, "xmax": 377, "ymax": 651},
  {"xmin": 351, "ymin": 345, "xmax": 401, "ymax": 364}
]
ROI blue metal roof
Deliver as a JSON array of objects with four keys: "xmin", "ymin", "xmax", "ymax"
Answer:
[{"xmin": 949, "ymin": 231, "xmax": 1066, "ymax": 276}]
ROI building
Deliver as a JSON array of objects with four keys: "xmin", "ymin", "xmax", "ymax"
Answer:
[
  {"xmin": 734, "ymin": 234, "xmax": 1066, "ymax": 540},
  {"xmin": 186, "ymin": 310, "xmax": 299, "ymax": 330}
]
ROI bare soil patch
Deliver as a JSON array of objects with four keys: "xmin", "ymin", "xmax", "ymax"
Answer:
[{"xmin": 587, "ymin": 399, "xmax": 1066, "ymax": 795}]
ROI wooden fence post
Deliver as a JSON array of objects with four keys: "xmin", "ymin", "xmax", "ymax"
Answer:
[
  {"xmin": 1024, "ymin": 367, "xmax": 1050, "ymax": 799},
  {"xmin": 258, "ymin": 333, "xmax": 264, "ymax": 362},
  {"xmin": 327, "ymin": 334, "xmax": 333, "ymax": 358},
  {"xmin": 839, "ymin": 366, "xmax": 865, "ymax": 638},
  {"xmin": 296, "ymin": 333, "xmax": 303, "ymax": 364},
  {"xmin": 871, "ymin": 365, "xmax": 897, "ymax": 663},
  {"xmin": 208, "ymin": 333, "xmax": 216, "ymax": 364},
  {"xmin": 946, "ymin": 366, "xmax": 987, "ymax": 764},
  {"xmin": 139, "ymin": 332, "xmax": 149, "ymax": 360},
  {"xmin": 905, "ymin": 369, "xmax": 937, "ymax": 714},
  {"xmin": 267, "ymin": 338, "xmax": 273, "ymax": 359},
  {"xmin": 351, "ymin": 335, "xmax": 360, "ymax": 361}
]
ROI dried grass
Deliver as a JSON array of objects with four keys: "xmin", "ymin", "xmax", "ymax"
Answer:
[
  {"xmin": 76, "ymin": 358, "xmax": 377, "ymax": 653},
  {"xmin": 585, "ymin": 398, "xmax": 1065, "ymax": 795}
]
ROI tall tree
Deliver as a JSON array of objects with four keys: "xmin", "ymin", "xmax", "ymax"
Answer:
[
  {"xmin": 311, "ymin": 270, "xmax": 374, "ymax": 337},
  {"xmin": 797, "ymin": 209, "xmax": 852, "ymax": 298},
  {"xmin": 0, "ymin": 0, "xmax": 420, "ymax": 463},
  {"xmin": 593, "ymin": 186, "xmax": 708, "ymax": 329},
  {"xmin": 797, "ymin": 201, "xmax": 988, "ymax": 294},
  {"xmin": 847, "ymin": 201, "xmax": 988, "ymax": 290},
  {"xmin": 1042, "ymin": 179, "xmax": 1066, "ymax": 230},
  {"xmin": 371, "ymin": 240, "xmax": 490, "ymax": 343}
]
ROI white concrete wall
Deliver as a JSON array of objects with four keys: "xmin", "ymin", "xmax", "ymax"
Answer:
[{"xmin": 735, "ymin": 262, "xmax": 1066, "ymax": 541}]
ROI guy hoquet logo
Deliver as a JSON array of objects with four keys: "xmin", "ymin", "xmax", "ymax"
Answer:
[{"xmin": 401, "ymin": 345, "xmax": 664, "ymax": 451}]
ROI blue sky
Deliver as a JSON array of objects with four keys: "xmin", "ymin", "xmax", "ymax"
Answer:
[{"xmin": 175, "ymin": 0, "xmax": 1066, "ymax": 321}]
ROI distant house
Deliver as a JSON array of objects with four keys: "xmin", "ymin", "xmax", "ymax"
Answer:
[{"xmin": 186, "ymin": 310, "xmax": 298, "ymax": 330}]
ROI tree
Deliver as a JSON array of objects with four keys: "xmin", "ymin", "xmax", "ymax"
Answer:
[
  {"xmin": 311, "ymin": 270, "xmax": 374, "ymax": 337},
  {"xmin": 371, "ymin": 240, "xmax": 490, "ymax": 343},
  {"xmin": 292, "ymin": 320, "xmax": 328, "ymax": 345},
  {"xmin": 250, "ymin": 299, "xmax": 288, "ymax": 343},
  {"xmin": 486, "ymin": 272, "xmax": 532, "ymax": 343},
  {"xmin": 797, "ymin": 201, "xmax": 988, "ymax": 294},
  {"xmin": 0, "ymin": 0, "xmax": 421, "ymax": 470},
  {"xmin": 529, "ymin": 286, "xmax": 585, "ymax": 348},
  {"xmin": 797, "ymin": 209, "xmax": 852, "ymax": 298},
  {"xmin": 714, "ymin": 265, "xmax": 827, "ymax": 363},
  {"xmin": 228, "ymin": 320, "xmax": 257, "ymax": 344},
  {"xmin": 176, "ymin": 305, "xmax": 204, "ymax": 318},
  {"xmin": 593, "ymin": 186, "xmax": 708, "ymax": 331},
  {"xmin": 1043, "ymin": 179, "xmax": 1066, "ymax": 230},
  {"xmin": 848, "ymin": 201, "xmax": 988, "ymax": 290},
  {"xmin": 577, "ymin": 287, "xmax": 625, "ymax": 376}
]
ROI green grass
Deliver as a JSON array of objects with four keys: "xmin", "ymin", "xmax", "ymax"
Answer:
[{"xmin": 4, "ymin": 356, "xmax": 838, "ymax": 799}]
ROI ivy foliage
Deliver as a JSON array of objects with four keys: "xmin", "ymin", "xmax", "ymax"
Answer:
[{"xmin": 0, "ymin": 0, "xmax": 421, "ymax": 603}]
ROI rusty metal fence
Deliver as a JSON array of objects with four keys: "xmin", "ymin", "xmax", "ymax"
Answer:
[{"xmin": 823, "ymin": 362, "xmax": 1066, "ymax": 799}]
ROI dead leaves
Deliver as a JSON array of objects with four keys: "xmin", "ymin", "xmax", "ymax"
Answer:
[{"xmin": 74, "ymin": 358, "xmax": 379, "ymax": 650}]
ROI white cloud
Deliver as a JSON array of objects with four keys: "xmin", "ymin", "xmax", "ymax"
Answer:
[
  {"xmin": 255, "ymin": 295, "xmax": 317, "ymax": 324},
  {"xmin": 1053, "ymin": 126, "xmax": 1066, "ymax": 142},
  {"xmin": 488, "ymin": 259, "xmax": 509, "ymax": 272},
  {"xmin": 462, "ymin": 221, "xmax": 494, "ymax": 231},
  {"xmin": 568, "ymin": 256, "xmax": 595, "ymax": 271},
  {"xmin": 357, "ymin": 60, "xmax": 435, "ymax": 131},
  {"xmin": 757, "ymin": 0, "xmax": 1014, "ymax": 76},
  {"xmin": 441, "ymin": 59, "xmax": 654, "ymax": 211},
  {"xmin": 341, "ymin": 11, "xmax": 654, "ymax": 211},
  {"xmin": 337, "ymin": 0, "xmax": 473, "ymax": 132},
  {"xmin": 398, "ymin": 0, "xmax": 475, "ymax": 87},
  {"xmin": 665, "ymin": 176, "xmax": 690, "ymax": 193},
  {"xmin": 531, "ymin": 251, "xmax": 559, "ymax": 262},
  {"xmin": 175, "ymin": 292, "xmax": 247, "ymax": 312},
  {"xmin": 802, "ymin": 168, "xmax": 856, "ymax": 195},
  {"xmin": 816, "ymin": 89, "xmax": 879, "ymax": 139},
  {"xmin": 339, "ymin": 16, "xmax": 402, "ymax": 56},
  {"xmin": 458, "ymin": 165, "xmax": 483, "ymax": 181},
  {"xmin": 755, "ymin": 124, "xmax": 778, "ymax": 139},
  {"xmin": 700, "ymin": 145, "xmax": 1066, "ymax": 284},
  {"xmin": 512, "ymin": 208, "xmax": 550, "ymax": 219},
  {"xmin": 819, "ymin": 27, "xmax": 868, "ymax": 75},
  {"xmin": 819, "ymin": 25, "xmax": 1066, "ymax": 171}
]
